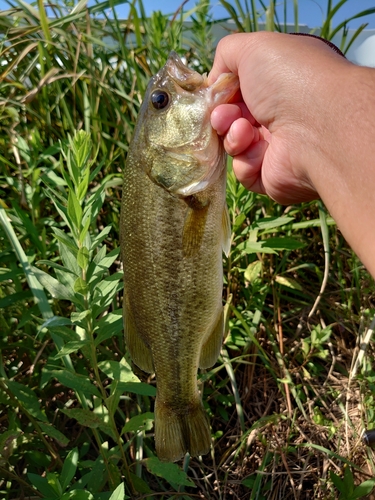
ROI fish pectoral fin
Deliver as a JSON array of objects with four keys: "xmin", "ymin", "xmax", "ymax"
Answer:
[
  {"xmin": 222, "ymin": 204, "xmax": 231, "ymax": 257},
  {"xmin": 199, "ymin": 308, "xmax": 224, "ymax": 369},
  {"xmin": 123, "ymin": 292, "xmax": 154, "ymax": 374},
  {"xmin": 182, "ymin": 200, "xmax": 209, "ymax": 258}
]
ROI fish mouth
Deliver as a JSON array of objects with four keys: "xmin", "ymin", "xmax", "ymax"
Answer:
[
  {"xmin": 163, "ymin": 50, "xmax": 239, "ymax": 108},
  {"xmin": 165, "ymin": 51, "xmax": 239, "ymax": 103},
  {"xmin": 166, "ymin": 51, "xmax": 204, "ymax": 91}
]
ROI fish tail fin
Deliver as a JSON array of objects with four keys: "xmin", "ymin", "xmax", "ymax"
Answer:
[{"xmin": 154, "ymin": 396, "xmax": 211, "ymax": 462}]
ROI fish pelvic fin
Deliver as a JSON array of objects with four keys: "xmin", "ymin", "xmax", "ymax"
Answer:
[
  {"xmin": 222, "ymin": 203, "xmax": 231, "ymax": 257},
  {"xmin": 199, "ymin": 308, "xmax": 224, "ymax": 370},
  {"xmin": 182, "ymin": 196, "xmax": 210, "ymax": 258},
  {"xmin": 123, "ymin": 291, "xmax": 154, "ymax": 373},
  {"xmin": 154, "ymin": 397, "xmax": 211, "ymax": 462}
]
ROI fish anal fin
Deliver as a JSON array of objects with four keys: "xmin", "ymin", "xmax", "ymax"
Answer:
[
  {"xmin": 182, "ymin": 196, "xmax": 209, "ymax": 258},
  {"xmin": 199, "ymin": 308, "xmax": 224, "ymax": 369},
  {"xmin": 222, "ymin": 204, "xmax": 231, "ymax": 257},
  {"xmin": 123, "ymin": 291, "xmax": 154, "ymax": 373},
  {"xmin": 154, "ymin": 396, "xmax": 211, "ymax": 462}
]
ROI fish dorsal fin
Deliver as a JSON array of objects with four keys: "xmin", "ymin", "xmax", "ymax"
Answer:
[
  {"xmin": 222, "ymin": 204, "xmax": 231, "ymax": 257},
  {"xmin": 182, "ymin": 196, "xmax": 209, "ymax": 258}
]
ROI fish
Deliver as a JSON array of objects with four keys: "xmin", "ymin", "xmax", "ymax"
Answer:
[{"xmin": 120, "ymin": 51, "xmax": 239, "ymax": 462}]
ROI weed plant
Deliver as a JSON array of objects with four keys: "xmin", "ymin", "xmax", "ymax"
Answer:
[{"xmin": 1, "ymin": 0, "xmax": 375, "ymax": 498}]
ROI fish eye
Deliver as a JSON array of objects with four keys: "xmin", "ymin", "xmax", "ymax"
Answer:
[{"xmin": 151, "ymin": 90, "xmax": 169, "ymax": 110}]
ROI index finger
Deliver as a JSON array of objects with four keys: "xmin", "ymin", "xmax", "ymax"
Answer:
[{"xmin": 208, "ymin": 33, "xmax": 253, "ymax": 85}]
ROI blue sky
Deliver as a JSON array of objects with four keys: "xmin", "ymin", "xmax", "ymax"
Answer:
[
  {"xmin": 114, "ymin": 1, "xmax": 375, "ymax": 29},
  {"xmin": 1, "ymin": 0, "xmax": 374, "ymax": 29}
]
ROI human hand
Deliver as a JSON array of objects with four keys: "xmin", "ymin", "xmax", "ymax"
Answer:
[{"xmin": 208, "ymin": 32, "xmax": 350, "ymax": 205}]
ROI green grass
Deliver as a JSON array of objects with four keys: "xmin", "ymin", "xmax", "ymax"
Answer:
[{"xmin": 1, "ymin": 0, "xmax": 375, "ymax": 498}]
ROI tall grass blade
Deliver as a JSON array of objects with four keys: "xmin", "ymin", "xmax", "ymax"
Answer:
[{"xmin": 0, "ymin": 207, "xmax": 53, "ymax": 320}]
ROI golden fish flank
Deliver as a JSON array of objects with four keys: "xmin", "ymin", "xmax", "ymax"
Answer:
[{"xmin": 120, "ymin": 52, "xmax": 239, "ymax": 462}]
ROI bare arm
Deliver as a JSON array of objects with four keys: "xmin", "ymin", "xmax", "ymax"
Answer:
[{"xmin": 209, "ymin": 32, "xmax": 375, "ymax": 277}]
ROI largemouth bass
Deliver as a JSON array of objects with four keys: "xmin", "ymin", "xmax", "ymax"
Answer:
[{"xmin": 120, "ymin": 52, "xmax": 239, "ymax": 462}]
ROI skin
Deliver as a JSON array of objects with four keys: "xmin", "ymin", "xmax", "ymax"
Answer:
[{"xmin": 208, "ymin": 32, "xmax": 375, "ymax": 277}]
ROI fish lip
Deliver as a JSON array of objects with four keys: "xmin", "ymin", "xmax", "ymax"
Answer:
[{"xmin": 166, "ymin": 51, "xmax": 204, "ymax": 91}]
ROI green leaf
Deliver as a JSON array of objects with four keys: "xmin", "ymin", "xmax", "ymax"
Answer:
[
  {"xmin": 77, "ymin": 246, "xmax": 90, "ymax": 270},
  {"xmin": 144, "ymin": 457, "xmax": 195, "ymax": 487},
  {"xmin": 263, "ymin": 237, "xmax": 305, "ymax": 250},
  {"xmin": 77, "ymin": 163, "xmax": 90, "ymax": 202},
  {"xmin": 233, "ymin": 212, "xmax": 246, "ymax": 232},
  {"xmin": 92, "ymin": 274, "xmax": 123, "ymax": 317},
  {"xmin": 343, "ymin": 466, "xmax": 354, "ymax": 495},
  {"xmin": 40, "ymin": 316, "xmax": 73, "ymax": 329},
  {"xmin": 51, "ymin": 370, "xmax": 101, "ymax": 398},
  {"xmin": 108, "ymin": 482, "xmax": 125, "ymax": 500},
  {"xmin": 68, "ymin": 190, "xmax": 83, "ymax": 230},
  {"xmin": 71, "ymin": 130, "xmax": 92, "ymax": 172},
  {"xmin": 104, "ymin": 390, "xmax": 122, "ymax": 414},
  {"xmin": 91, "ymin": 225, "xmax": 112, "ymax": 251},
  {"xmin": 74, "ymin": 277, "xmax": 88, "ymax": 295},
  {"xmin": 79, "ymin": 215, "xmax": 91, "ymax": 246},
  {"xmin": 49, "ymin": 195, "xmax": 71, "ymax": 229},
  {"xmin": 242, "ymin": 476, "xmax": 255, "ymax": 488},
  {"xmin": 90, "ymin": 244, "xmax": 107, "ymax": 269},
  {"xmin": 128, "ymin": 473, "xmax": 151, "ymax": 494},
  {"xmin": 59, "ymin": 242, "xmax": 81, "ymax": 275},
  {"xmin": 37, "ymin": 260, "xmax": 78, "ymax": 277},
  {"xmin": 61, "ymin": 409, "xmax": 105, "ymax": 429},
  {"xmin": 352, "ymin": 479, "xmax": 375, "ymax": 498},
  {"xmin": 52, "ymin": 340, "xmax": 91, "ymax": 359},
  {"xmin": 94, "ymin": 310, "xmax": 123, "ymax": 345},
  {"xmin": 239, "ymin": 241, "xmax": 277, "ymax": 255},
  {"xmin": 60, "ymin": 447, "xmax": 79, "ymax": 492},
  {"xmin": 329, "ymin": 471, "xmax": 346, "ymax": 493},
  {"xmin": 47, "ymin": 472, "xmax": 63, "ymax": 496},
  {"xmin": 38, "ymin": 423, "xmax": 69, "ymax": 447},
  {"xmin": 94, "ymin": 247, "xmax": 120, "ymax": 270},
  {"xmin": 52, "ymin": 227, "xmax": 78, "ymax": 255},
  {"xmin": 61, "ymin": 490, "xmax": 94, "ymax": 500},
  {"xmin": 244, "ymin": 261, "xmax": 262, "ymax": 282},
  {"xmin": 122, "ymin": 412, "xmax": 154, "ymax": 434},
  {"xmin": 33, "ymin": 266, "xmax": 75, "ymax": 301},
  {"xmin": 93, "ymin": 273, "xmax": 122, "ymax": 298},
  {"xmin": 6, "ymin": 381, "xmax": 48, "ymax": 422},
  {"xmin": 71, "ymin": 310, "xmax": 91, "ymax": 328},
  {"xmin": 275, "ymin": 275, "xmax": 303, "ymax": 291},
  {"xmin": 253, "ymin": 216, "xmax": 294, "ymax": 231},
  {"xmin": 0, "ymin": 430, "xmax": 21, "ymax": 460},
  {"xmin": 0, "ymin": 207, "xmax": 54, "ymax": 321},
  {"xmin": 27, "ymin": 473, "xmax": 59, "ymax": 498},
  {"xmin": 12, "ymin": 201, "xmax": 44, "ymax": 253},
  {"xmin": 17, "ymin": 135, "xmax": 31, "ymax": 162},
  {"xmin": 97, "ymin": 358, "xmax": 139, "ymax": 383},
  {"xmin": 85, "ymin": 456, "xmax": 107, "ymax": 493},
  {"xmin": 0, "ymin": 290, "xmax": 33, "ymax": 308},
  {"xmin": 114, "ymin": 382, "xmax": 156, "ymax": 397}
]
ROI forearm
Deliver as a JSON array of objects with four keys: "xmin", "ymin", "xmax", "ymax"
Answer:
[
  {"xmin": 304, "ymin": 64, "xmax": 375, "ymax": 276},
  {"xmin": 209, "ymin": 32, "xmax": 375, "ymax": 277}
]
